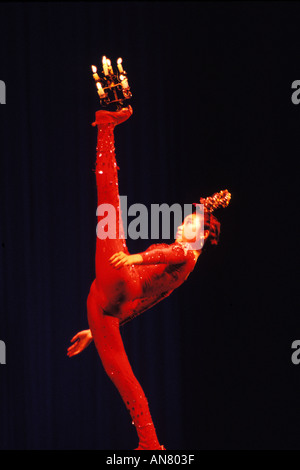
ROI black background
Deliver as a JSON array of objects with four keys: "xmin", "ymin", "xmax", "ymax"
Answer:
[{"xmin": 0, "ymin": 1, "xmax": 299, "ymax": 450}]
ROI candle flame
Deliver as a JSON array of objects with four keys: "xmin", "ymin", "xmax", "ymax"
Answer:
[
  {"xmin": 117, "ymin": 58, "xmax": 122, "ymax": 64},
  {"xmin": 91, "ymin": 65, "xmax": 97, "ymax": 73},
  {"xmin": 96, "ymin": 82, "xmax": 102, "ymax": 90},
  {"xmin": 119, "ymin": 74, "xmax": 124, "ymax": 81},
  {"xmin": 102, "ymin": 56, "xmax": 107, "ymax": 64},
  {"xmin": 107, "ymin": 58, "xmax": 111, "ymax": 67}
]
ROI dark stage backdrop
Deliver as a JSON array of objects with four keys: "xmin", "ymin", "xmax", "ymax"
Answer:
[{"xmin": 0, "ymin": 1, "xmax": 299, "ymax": 450}]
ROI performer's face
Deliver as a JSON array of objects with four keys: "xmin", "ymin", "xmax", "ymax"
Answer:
[{"xmin": 175, "ymin": 213, "xmax": 202, "ymax": 243}]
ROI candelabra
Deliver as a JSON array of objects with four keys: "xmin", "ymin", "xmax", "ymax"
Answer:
[{"xmin": 91, "ymin": 55, "xmax": 132, "ymax": 110}]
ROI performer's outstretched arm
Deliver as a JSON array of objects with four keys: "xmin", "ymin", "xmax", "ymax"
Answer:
[
  {"xmin": 109, "ymin": 212, "xmax": 209, "ymax": 269},
  {"xmin": 109, "ymin": 242, "xmax": 199, "ymax": 268}
]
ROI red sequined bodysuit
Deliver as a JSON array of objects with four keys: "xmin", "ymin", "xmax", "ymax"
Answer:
[{"xmin": 87, "ymin": 107, "xmax": 197, "ymax": 450}]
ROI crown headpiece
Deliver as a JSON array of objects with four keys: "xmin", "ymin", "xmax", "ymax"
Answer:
[{"xmin": 199, "ymin": 189, "xmax": 231, "ymax": 213}]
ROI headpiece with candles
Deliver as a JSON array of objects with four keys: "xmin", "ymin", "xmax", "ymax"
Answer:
[
  {"xmin": 91, "ymin": 55, "xmax": 132, "ymax": 110},
  {"xmin": 194, "ymin": 189, "xmax": 231, "ymax": 247}
]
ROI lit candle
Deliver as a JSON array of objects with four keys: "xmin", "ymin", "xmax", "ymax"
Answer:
[
  {"xmin": 102, "ymin": 56, "xmax": 109, "ymax": 76},
  {"xmin": 96, "ymin": 81, "xmax": 105, "ymax": 97},
  {"xmin": 107, "ymin": 58, "xmax": 114, "ymax": 75},
  {"xmin": 117, "ymin": 58, "xmax": 124, "ymax": 73},
  {"xmin": 91, "ymin": 65, "xmax": 100, "ymax": 81},
  {"xmin": 119, "ymin": 74, "xmax": 129, "ymax": 89}
]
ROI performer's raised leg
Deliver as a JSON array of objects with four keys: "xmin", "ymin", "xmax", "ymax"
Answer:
[{"xmin": 92, "ymin": 107, "xmax": 142, "ymax": 313}]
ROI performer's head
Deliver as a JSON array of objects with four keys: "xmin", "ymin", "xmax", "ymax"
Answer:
[
  {"xmin": 175, "ymin": 211, "xmax": 220, "ymax": 249},
  {"xmin": 175, "ymin": 190, "xmax": 229, "ymax": 249}
]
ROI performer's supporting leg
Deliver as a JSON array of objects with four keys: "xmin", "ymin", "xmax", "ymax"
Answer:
[{"xmin": 87, "ymin": 291, "xmax": 162, "ymax": 449}]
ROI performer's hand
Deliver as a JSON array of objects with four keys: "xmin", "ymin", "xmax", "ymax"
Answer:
[
  {"xmin": 67, "ymin": 329, "xmax": 93, "ymax": 358},
  {"xmin": 109, "ymin": 252, "xmax": 143, "ymax": 269}
]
